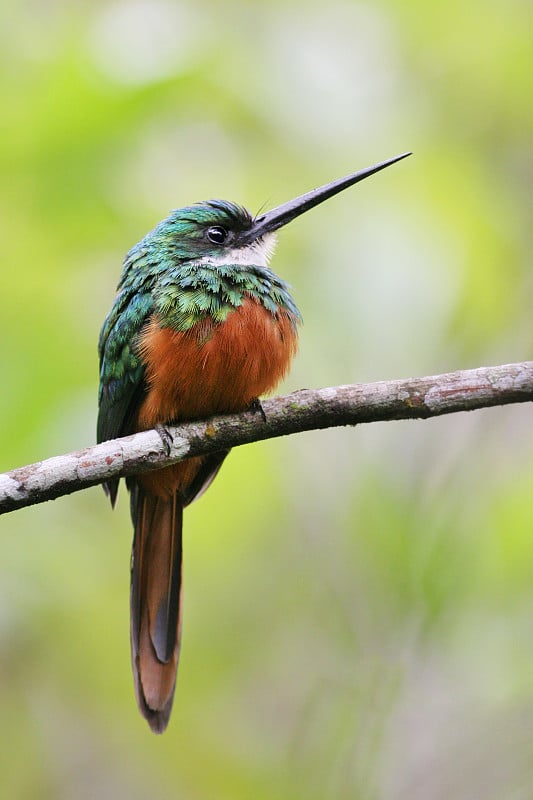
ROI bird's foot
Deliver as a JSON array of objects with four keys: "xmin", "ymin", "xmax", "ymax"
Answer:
[
  {"xmin": 155, "ymin": 424, "xmax": 174, "ymax": 456},
  {"xmin": 248, "ymin": 397, "xmax": 267, "ymax": 422}
]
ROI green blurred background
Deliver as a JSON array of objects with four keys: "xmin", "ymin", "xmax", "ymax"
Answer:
[{"xmin": 1, "ymin": 0, "xmax": 532, "ymax": 797}]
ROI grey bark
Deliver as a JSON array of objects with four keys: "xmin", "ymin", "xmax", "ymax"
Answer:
[{"xmin": 1, "ymin": 361, "xmax": 531, "ymax": 515}]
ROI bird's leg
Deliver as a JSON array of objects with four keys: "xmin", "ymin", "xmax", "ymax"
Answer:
[
  {"xmin": 248, "ymin": 397, "xmax": 267, "ymax": 423},
  {"xmin": 155, "ymin": 423, "xmax": 174, "ymax": 456}
]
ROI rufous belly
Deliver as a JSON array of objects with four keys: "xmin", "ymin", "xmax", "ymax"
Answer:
[{"xmin": 135, "ymin": 296, "xmax": 298, "ymax": 497}]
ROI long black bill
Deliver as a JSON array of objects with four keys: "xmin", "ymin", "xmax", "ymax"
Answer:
[{"xmin": 242, "ymin": 152, "xmax": 411, "ymax": 244}]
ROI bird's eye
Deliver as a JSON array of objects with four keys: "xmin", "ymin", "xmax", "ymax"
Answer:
[{"xmin": 206, "ymin": 225, "xmax": 228, "ymax": 245}]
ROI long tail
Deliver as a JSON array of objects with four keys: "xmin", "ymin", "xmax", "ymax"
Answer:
[{"xmin": 129, "ymin": 483, "xmax": 183, "ymax": 734}]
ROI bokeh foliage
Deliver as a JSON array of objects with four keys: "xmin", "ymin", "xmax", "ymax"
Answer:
[{"xmin": 1, "ymin": 1, "xmax": 531, "ymax": 797}]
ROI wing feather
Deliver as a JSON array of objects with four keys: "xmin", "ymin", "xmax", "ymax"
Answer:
[{"xmin": 97, "ymin": 288, "xmax": 154, "ymax": 503}]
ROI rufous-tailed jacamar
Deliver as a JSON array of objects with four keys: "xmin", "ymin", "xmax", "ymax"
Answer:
[{"xmin": 97, "ymin": 152, "xmax": 410, "ymax": 733}]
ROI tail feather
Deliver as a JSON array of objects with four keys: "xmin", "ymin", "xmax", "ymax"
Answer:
[{"xmin": 130, "ymin": 485, "xmax": 183, "ymax": 734}]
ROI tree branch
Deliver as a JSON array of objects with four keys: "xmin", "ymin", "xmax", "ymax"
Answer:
[{"xmin": 1, "ymin": 361, "xmax": 531, "ymax": 515}]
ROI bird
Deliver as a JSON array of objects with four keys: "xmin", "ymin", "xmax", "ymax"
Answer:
[{"xmin": 97, "ymin": 152, "xmax": 411, "ymax": 733}]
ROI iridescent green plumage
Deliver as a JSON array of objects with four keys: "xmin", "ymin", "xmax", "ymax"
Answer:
[{"xmin": 97, "ymin": 200, "xmax": 301, "ymax": 454}]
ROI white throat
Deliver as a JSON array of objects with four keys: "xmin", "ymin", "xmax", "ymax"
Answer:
[{"xmin": 200, "ymin": 233, "xmax": 278, "ymax": 269}]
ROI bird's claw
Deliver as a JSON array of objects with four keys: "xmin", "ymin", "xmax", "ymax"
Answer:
[
  {"xmin": 249, "ymin": 397, "xmax": 267, "ymax": 422},
  {"xmin": 155, "ymin": 424, "xmax": 174, "ymax": 456}
]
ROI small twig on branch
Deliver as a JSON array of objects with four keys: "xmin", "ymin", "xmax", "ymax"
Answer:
[{"xmin": 1, "ymin": 361, "xmax": 531, "ymax": 515}]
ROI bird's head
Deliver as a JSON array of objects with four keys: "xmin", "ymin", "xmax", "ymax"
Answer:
[
  {"xmin": 126, "ymin": 152, "xmax": 412, "ymax": 277},
  {"xmin": 153, "ymin": 200, "xmax": 277, "ymax": 269}
]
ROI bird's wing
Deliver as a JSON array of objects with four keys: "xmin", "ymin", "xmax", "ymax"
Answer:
[{"xmin": 97, "ymin": 287, "xmax": 154, "ymax": 505}]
